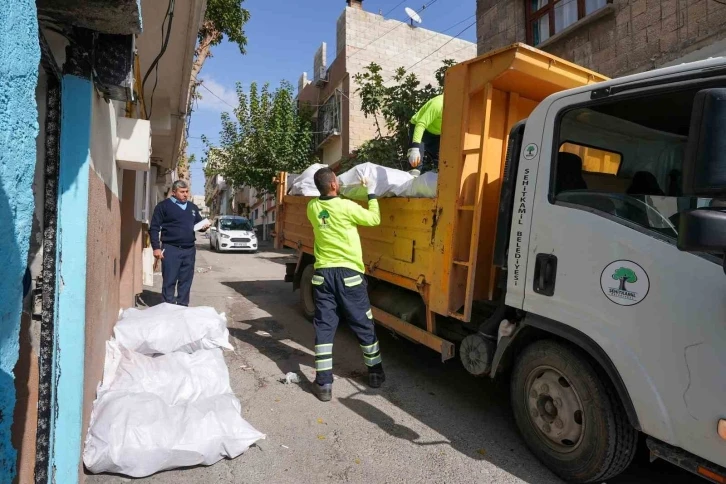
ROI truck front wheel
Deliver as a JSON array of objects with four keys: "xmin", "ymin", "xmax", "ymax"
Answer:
[
  {"xmin": 510, "ymin": 340, "xmax": 637, "ymax": 483},
  {"xmin": 299, "ymin": 264, "xmax": 316, "ymax": 320}
]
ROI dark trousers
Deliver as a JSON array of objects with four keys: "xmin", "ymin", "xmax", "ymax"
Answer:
[
  {"xmin": 161, "ymin": 244, "xmax": 196, "ymax": 306},
  {"xmin": 408, "ymin": 125, "xmax": 440, "ymax": 173},
  {"xmin": 313, "ymin": 267, "xmax": 382, "ymax": 385}
]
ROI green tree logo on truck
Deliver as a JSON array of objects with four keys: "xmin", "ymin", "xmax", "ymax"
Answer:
[
  {"xmin": 601, "ymin": 260, "xmax": 649, "ymax": 306},
  {"xmin": 318, "ymin": 209, "xmax": 330, "ymax": 225},
  {"xmin": 612, "ymin": 267, "xmax": 638, "ymax": 291}
]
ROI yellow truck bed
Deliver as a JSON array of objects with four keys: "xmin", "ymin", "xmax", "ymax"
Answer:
[{"xmin": 276, "ymin": 43, "xmax": 607, "ymax": 359}]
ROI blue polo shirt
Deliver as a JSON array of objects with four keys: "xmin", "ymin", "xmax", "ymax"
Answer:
[{"xmin": 149, "ymin": 198, "xmax": 203, "ymax": 250}]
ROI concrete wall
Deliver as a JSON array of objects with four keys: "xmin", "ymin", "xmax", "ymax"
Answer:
[
  {"xmin": 0, "ymin": 0, "xmax": 39, "ymax": 479},
  {"xmin": 476, "ymin": 0, "xmax": 726, "ymax": 78},
  {"xmin": 54, "ymin": 74, "xmax": 93, "ymax": 484},
  {"xmin": 120, "ymin": 170, "xmax": 142, "ymax": 310}
]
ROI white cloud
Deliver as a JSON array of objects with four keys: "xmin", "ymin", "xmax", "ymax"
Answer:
[{"xmin": 195, "ymin": 77, "xmax": 237, "ymax": 112}]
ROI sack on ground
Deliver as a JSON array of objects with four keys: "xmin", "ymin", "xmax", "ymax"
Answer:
[
  {"xmin": 83, "ymin": 391, "xmax": 265, "ymax": 478},
  {"xmin": 114, "ymin": 303, "xmax": 233, "ymax": 355},
  {"xmin": 100, "ymin": 340, "xmax": 233, "ymax": 405}
]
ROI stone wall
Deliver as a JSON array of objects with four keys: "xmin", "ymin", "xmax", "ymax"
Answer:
[{"xmin": 477, "ymin": 0, "xmax": 726, "ymax": 78}]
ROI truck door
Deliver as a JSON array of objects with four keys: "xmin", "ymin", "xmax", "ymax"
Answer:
[{"xmin": 523, "ymin": 83, "xmax": 726, "ymax": 468}]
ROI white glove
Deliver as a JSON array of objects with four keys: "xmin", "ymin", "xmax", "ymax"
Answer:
[
  {"xmin": 407, "ymin": 147, "xmax": 421, "ymax": 168},
  {"xmin": 358, "ymin": 174, "xmax": 375, "ymax": 195}
]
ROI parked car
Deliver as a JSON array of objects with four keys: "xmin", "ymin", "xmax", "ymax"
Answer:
[{"xmin": 209, "ymin": 215, "xmax": 258, "ymax": 253}]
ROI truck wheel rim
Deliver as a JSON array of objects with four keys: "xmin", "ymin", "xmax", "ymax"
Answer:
[{"xmin": 524, "ymin": 365, "xmax": 584, "ymax": 453}]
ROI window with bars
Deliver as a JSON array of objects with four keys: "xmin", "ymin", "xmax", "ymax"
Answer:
[{"xmin": 526, "ymin": 0, "xmax": 608, "ymax": 46}]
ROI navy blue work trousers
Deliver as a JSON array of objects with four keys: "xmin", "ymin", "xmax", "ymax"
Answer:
[
  {"xmin": 313, "ymin": 267, "xmax": 382, "ymax": 385},
  {"xmin": 161, "ymin": 244, "xmax": 196, "ymax": 306}
]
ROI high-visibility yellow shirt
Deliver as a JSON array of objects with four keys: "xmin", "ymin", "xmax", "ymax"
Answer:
[
  {"xmin": 410, "ymin": 94, "xmax": 444, "ymax": 143},
  {"xmin": 307, "ymin": 196, "xmax": 380, "ymax": 274}
]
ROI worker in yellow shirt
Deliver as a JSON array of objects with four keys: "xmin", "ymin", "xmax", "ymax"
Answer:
[
  {"xmin": 407, "ymin": 94, "xmax": 443, "ymax": 172},
  {"xmin": 306, "ymin": 167, "xmax": 384, "ymax": 402}
]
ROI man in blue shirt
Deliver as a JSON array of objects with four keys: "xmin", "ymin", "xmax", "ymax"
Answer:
[{"xmin": 149, "ymin": 180, "xmax": 210, "ymax": 306}]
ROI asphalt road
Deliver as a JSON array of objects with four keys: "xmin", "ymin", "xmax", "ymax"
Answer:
[{"xmin": 86, "ymin": 238, "xmax": 703, "ymax": 484}]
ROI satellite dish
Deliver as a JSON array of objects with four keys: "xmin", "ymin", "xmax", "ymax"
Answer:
[{"xmin": 405, "ymin": 7, "xmax": 422, "ymax": 26}]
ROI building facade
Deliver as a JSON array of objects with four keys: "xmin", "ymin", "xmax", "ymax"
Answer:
[
  {"xmin": 477, "ymin": 0, "xmax": 726, "ymax": 78},
  {"xmin": 1, "ymin": 1, "xmax": 203, "ymax": 482},
  {"xmin": 298, "ymin": 0, "xmax": 477, "ymax": 167}
]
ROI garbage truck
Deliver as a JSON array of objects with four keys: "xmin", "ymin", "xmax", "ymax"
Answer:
[{"xmin": 274, "ymin": 43, "xmax": 726, "ymax": 483}]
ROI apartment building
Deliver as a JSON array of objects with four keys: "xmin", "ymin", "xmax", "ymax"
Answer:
[{"xmin": 297, "ymin": 0, "xmax": 477, "ymax": 167}]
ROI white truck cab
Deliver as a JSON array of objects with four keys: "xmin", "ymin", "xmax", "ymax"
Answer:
[{"xmin": 497, "ymin": 57, "xmax": 726, "ymax": 482}]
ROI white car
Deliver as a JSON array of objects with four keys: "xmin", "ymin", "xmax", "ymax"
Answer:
[{"xmin": 209, "ymin": 216, "xmax": 258, "ymax": 253}]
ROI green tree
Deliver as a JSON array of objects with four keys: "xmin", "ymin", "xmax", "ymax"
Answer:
[
  {"xmin": 178, "ymin": 0, "xmax": 250, "ymax": 182},
  {"xmin": 203, "ymin": 81, "xmax": 317, "ymax": 194},
  {"xmin": 612, "ymin": 267, "xmax": 637, "ymax": 291},
  {"xmin": 319, "ymin": 209, "xmax": 330, "ymax": 225},
  {"xmin": 349, "ymin": 60, "xmax": 455, "ymax": 170}
]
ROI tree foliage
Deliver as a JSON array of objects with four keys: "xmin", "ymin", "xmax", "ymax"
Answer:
[
  {"xmin": 203, "ymin": 81, "xmax": 317, "ymax": 194},
  {"xmin": 178, "ymin": 0, "xmax": 250, "ymax": 183},
  {"xmin": 349, "ymin": 60, "xmax": 455, "ymax": 170},
  {"xmin": 199, "ymin": 0, "xmax": 250, "ymax": 54}
]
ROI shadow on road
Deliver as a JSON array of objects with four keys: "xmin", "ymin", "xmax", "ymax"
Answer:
[
  {"xmin": 222, "ymin": 277, "xmax": 703, "ymax": 484},
  {"xmin": 228, "ymin": 323, "xmax": 315, "ymax": 396}
]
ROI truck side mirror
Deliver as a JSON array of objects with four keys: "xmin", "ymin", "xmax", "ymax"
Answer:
[
  {"xmin": 678, "ymin": 209, "xmax": 726, "ymax": 252},
  {"xmin": 682, "ymin": 88, "xmax": 726, "ymax": 197}
]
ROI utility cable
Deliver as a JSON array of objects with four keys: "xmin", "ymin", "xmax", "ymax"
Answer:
[
  {"xmin": 382, "ymin": 0, "xmax": 407, "ymax": 17},
  {"xmin": 142, "ymin": 0, "xmax": 175, "ymax": 119},
  {"xmin": 347, "ymin": 0, "xmax": 440, "ymax": 60}
]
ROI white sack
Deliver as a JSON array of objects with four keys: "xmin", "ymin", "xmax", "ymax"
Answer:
[
  {"xmin": 398, "ymin": 171, "xmax": 438, "ymax": 198},
  {"xmin": 338, "ymin": 162, "xmax": 414, "ymax": 200},
  {"xmin": 83, "ymin": 391, "xmax": 265, "ymax": 478},
  {"xmin": 100, "ymin": 340, "xmax": 233, "ymax": 405},
  {"xmin": 288, "ymin": 163, "xmax": 327, "ymax": 196},
  {"xmin": 114, "ymin": 303, "xmax": 233, "ymax": 355}
]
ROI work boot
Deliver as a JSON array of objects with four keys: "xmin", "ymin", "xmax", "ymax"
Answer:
[
  {"xmin": 313, "ymin": 382, "xmax": 332, "ymax": 402},
  {"xmin": 368, "ymin": 370, "xmax": 386, "ymax": 389}
]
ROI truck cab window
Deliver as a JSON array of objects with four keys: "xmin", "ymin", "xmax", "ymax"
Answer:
[{"xmin": 553, "ymin": 88, "xmax": 716, "ymax": 243}]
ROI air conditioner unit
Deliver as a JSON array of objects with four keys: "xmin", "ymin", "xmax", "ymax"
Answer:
[{"xmin": 315, "ymin": 66, "xmax": 328, "ymax": 86}]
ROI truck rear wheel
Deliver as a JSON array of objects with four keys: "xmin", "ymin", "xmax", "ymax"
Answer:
[
  {"xmin": 299, "ymin": 264, "xmax": 316, "ymax": 320},
  {"xmin": 510, "ymin": 340, "xmax": 637, "ymax": 483}
]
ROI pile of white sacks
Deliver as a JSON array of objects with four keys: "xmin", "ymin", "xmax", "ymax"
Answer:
[
  {"xmin": 289, "ymin": 162, "xmax": 437, "ymax": 200},
  {"xmin": 83, "ymin": 304, "xmax": 265, "ymax": 478}
]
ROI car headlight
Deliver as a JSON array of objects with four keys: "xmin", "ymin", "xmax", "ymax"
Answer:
[
  {"xmin": 221, "ymin": 233, "xmax": 230, "ymax": 239},
  {"xmin": 250, "ymin": 233, "xmax": 256, "ymax": 239}
]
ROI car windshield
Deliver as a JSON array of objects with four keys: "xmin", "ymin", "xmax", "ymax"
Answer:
[{"xmin": 220, "ymin": 219, "xmax": 252, "ymax": 231}]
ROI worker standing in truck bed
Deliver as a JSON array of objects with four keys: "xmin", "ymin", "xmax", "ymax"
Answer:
[
  {"xmin": 408, "ymin": 94, "xmax": 443, "ymax": 172},
  {"xmin": 306, "ymin": 167, "xmax": 385, "ymax": 402}
]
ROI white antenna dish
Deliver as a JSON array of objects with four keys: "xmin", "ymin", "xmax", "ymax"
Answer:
[{"xmin": 405, "ymin": 7, "xmax": 422, "ymax": 26}]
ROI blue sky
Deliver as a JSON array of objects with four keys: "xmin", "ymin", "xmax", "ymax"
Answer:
[{"xmin": 187, "ymin": 0, "xmax": 477, "ymax": 195}]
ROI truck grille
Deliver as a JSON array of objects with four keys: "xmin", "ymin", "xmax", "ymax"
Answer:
[{"xmin": 231, "ymin": 238, "xmax": 251, "ymax": 242}]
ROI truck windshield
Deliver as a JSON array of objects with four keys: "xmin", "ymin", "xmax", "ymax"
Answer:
[
  {"xmin": 220, "ymin": 219, "xmax": 252, "ymax": 231},
  {"xmin": 553, "ymin": 86, "xmax": 721, "ymax": 260}
]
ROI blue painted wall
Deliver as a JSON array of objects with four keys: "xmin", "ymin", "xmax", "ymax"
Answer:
[
  {"xmin": 51, "ymin": 75, "xmax": 93, "ymax": 484},
  {"xmin": 0, "ymin": 0, "xmax": 39, "ymax": 480}
]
